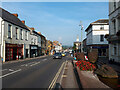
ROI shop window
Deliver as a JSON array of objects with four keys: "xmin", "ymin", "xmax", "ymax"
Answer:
[
  {"xmin": 100, "ymin": 35, "xmax": 104, "ymax": 42},
  {"xmin": 8, "ymin": 24, "xmax": 12, "ymax": 39}
]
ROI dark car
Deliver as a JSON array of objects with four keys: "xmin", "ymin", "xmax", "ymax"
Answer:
[{"xmin": 53, "ymin": 52, "xmax": 62, "ymax": 59}]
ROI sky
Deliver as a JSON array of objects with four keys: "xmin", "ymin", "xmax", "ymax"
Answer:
[{"xmin": 1, "ymin": 2, "xmax": 109, "ymax": 46}]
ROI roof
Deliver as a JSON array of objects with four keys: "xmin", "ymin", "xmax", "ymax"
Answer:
[
  {"xmin": 85, "ymin": 19, "xmax": 109, "ymax": 32},
  {"xmin": 0, "ymin": 8, "xmax": 29, "ymax": 30}
]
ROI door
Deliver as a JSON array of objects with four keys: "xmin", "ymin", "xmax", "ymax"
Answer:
[{"xmin": 13, "ymin": 48, "xmax": 17, "ymax": 60}]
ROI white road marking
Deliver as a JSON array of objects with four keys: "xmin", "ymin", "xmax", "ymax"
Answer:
[
  {"xmin": 48, "ymin": 62, "xmax": 65, "ymax": 90},
  {"xmin": 0, "ymin": 69, "xmax": 21, "ymax": 78},
  {"xmin": 0, "ymin": 69, "xmax": 7, "ymax": 72},
  {"xmin": 30, "ymin": 62, "xmax": 41, "ymax": 66},
  {"xmin": 42, "ymin": 59, "xmax": 47, "ymax": 61},
  {"xmin": 21, "ymin": 62, "xmax": 36, "ymax": 66},
  {"xmin": 9, "ymin": 69, "xmax": 14, "ymax": 71}
]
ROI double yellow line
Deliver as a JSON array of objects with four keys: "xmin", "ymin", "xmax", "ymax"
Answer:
[{"xmin": 48, "ymin": 61, "xmax": 65, "ymax": 90}]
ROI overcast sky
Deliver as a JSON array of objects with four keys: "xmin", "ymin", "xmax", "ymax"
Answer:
[{"xmin": 2, "ymin": 2, "xmax": 109, "ymax": 46}]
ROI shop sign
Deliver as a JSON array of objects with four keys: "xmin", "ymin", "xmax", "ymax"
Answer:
[
  {"xmin": 92, "ymin": 46, "xmax": 109, "ymax": 49},
  {"xmin": 6, "ymin": 44, "xmax": 23, "ymax": 48}
]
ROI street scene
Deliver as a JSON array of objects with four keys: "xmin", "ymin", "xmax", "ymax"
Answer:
[{"xmin": 0, "ymin": 0, "xmax": 120, "ymax": 90}]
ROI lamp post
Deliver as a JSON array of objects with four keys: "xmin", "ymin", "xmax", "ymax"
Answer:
[{"xmin": 79, "ymin": 21, "xmax": 83, "ymax": 52}]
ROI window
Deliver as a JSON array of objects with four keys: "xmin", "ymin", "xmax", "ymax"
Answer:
[
  {"xmin": 100, "ymin": 25, "xmax": 104, "ymax": 30},
  {"xmin": 113, "ymin": 20, "xmax": 116, "ymax": 34},
  {"xmin": 114, "ymin": 1, "xmax": 116, "ymax": 10},
  {"xmin": 31, "ymin": 38, "xmax": 33, "ymax": 44},
  {"xmin": 114, "ymin": 44, "xmax": 117, "ymax": 55},
  {"xmin": 20, "ymin": 29, "xmax": 23, "ymax": 40},
  {"xmin": 8, "ymin": 24, "xmax": 11, "ymax": 38},
  {"xmin": 100, "ymin": 35, "xmax": 104, "ymax": 42},
  {"xmin": 16, "ymin": 27, "xmax": 19, "ymax": 39},
  {"xmin": 34, "ymin": 39, "xmax": 36, "ymax": 44},
  {"xmin": 25, "ymin": 31, "xmax": 28, "ymax": 40}
]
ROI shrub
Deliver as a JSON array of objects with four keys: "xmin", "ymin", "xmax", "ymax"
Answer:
[
  {"xmin": 75, "ymin": 52, "xmax": 85, "ymax": 61},
  {"xmin": 88, "ymin": 51, "xmax": 98, "ymax": 63},
  {"xmin": 75, "ymin": 60, "xmax": 96, "ymax": 71}
]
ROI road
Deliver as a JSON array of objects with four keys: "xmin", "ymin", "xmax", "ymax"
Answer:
[{"xmin": 1, "ymin": 55, "xmax": 72, "ymax": 88}]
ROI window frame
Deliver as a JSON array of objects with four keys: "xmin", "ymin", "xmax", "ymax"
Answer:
[
  {"xmin": 8, "ymin": 24, "xmax": 12, "ymax": 39},
  {"xmin": 100, "ymin": 25, "xmax": 104, "ymax": 30},
  {"xmin": 100, "ymin": 35, "xmax": 104, "ymax": 42},
  {"xmin": 16, "ymin": 27, "xmax": 19, "ymax": 40}
]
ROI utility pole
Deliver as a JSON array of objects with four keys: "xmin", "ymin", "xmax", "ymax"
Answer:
[{"xmin": 79, "ymin": 21, "xmax": 83, "ymax": 52}]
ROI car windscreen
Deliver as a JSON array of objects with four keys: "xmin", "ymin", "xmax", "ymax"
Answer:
[{"xmin": 55, "ymin": 53, "xmax": 61, "ymax": 55}]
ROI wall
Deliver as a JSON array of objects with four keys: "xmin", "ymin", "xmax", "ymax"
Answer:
[
  {"xmin": 2, "ymin": 21, "xmax": 31, "ymax": 62},
  {"xmin": 109, "ymin": 1, "xmax": 120, "ymax": 62},
  {"xmin": 92, "ymin": 25, "xmax": 109, "ymax": 44},
  {"xmin": 86, "ymin": 27, "xmax": 92, "ymax": 45},
  {"xmin": 0, "ymin": 17, "xmax": 2, "ymax": 58}
]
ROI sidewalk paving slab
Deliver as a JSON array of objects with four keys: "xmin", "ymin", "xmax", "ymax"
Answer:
[{"xmin": 61, "ymin": 61, "xmax": 79, "ymax": 89}]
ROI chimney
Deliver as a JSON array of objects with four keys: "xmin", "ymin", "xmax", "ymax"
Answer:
[
  {"xmin": 30, "ymin": 27, "xmax": 35, "ymax": 30},
  {"xmin": 12, "ymin": 13, "xmax": 18, "ymax": 17},
  {"xmin": 21, "ymin": 20, "xmax": 25, "ymax": 24},
  {"xmin": 38, "ymin": 32, "xmax": 41, "ymax": 35}
]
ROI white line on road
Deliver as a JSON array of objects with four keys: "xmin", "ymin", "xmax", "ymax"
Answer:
[
  {"xmin": 0, "ymin": 69, "xmax": 7, "ymax": 72},
  {"xmin": 48, "ymin": 61, "xmax": 65, "ymax": 90},
  {"xmin": 9, "ymin": 69, "xmax": 14, "ymax": 71},
  {"xmin": 21, "ymin": 62, "xmax": 36, "ymax": 66},
  {"xmin": 0, "ymin": 69, "xmax": 21, "ymax": 78},
  {"xmin": 30, "ymin": 62, "xmax": 41, "ymax": 66},
  {"xmin": 42, "ymin": 59, "xmax": 47, "ymax": 61}
]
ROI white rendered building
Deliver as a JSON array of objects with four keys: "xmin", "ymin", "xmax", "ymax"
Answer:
[
  {"xmin": 108, "ymin": 0, "xmax": 120, "ymax": 63},
  {"xmin": 85, "ymin": 19, "xmax": 109, "ymax": 57}
]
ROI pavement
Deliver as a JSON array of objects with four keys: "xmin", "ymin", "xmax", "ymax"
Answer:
[
  {"xmin": 76, "ymin": 67, "xmax": 111, "ymax": 89},
  {"xmin": 61, "ymin": 60, "xmax": 79, "ymax": 89},
  {"xmin": 97, "ymin": 57, "xmax": 120, "ymax": 76}
]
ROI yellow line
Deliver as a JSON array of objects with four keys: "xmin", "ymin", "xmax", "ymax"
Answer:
[{"xmin": 48, "ymin": 62, "xmax": 65, "ymax": 90}]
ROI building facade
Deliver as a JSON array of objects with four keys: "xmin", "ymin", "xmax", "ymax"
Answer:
[
  {"xmin": 85, "ymin": 19, "xmax": 109, "ymax": 57},
  {"xmin": 73, "ymin": 35, "xmax": 81, "ymax": 52},
  {"xmin": 0, "ymin": 8, "xmax": 46, "ymax": 62},
  {"xmin": 53, "ymin": 41, "xmax": 62, "ymax": 53},
  {"xmin": 108, "ymin": 1, "xmax": 120, "ymax": 62},
  {"xmin": 41, "ymin": 34, "xmax": 46, "ymax": 55},
  {"xmin": 0, "ymin": 8, "xmax": 31, "ymax": 62}
]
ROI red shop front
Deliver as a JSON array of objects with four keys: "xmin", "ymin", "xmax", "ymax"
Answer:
[{"xmin": 5, "ymin": 44, "xmax": 23, "ymax": 61}]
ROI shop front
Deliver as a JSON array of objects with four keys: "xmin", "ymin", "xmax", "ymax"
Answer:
[
  {"xmin": 30, "ymin": 45, "xmax": 38, "ymax": 58},
  {"xmin": 92, "ymin": 45, "xmax": 109, "ymax": 57},
  {"xmin": 5, "ymin": 43, "xmax": 23, "ymax": 61}
]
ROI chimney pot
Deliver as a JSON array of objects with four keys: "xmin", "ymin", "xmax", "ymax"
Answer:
[
  {"xmin": 38, "ymin": 32, "xmax": 41, "ymax": 35},
  {"xmin": 21, "ymin": 20, "xmax": 25, "ymax": 24},
  {"xmin": 30, "ymin": 27, "xmax": 35, "ymax": 30},
  {"xmin": 12, "ymin": 13, "xmax": 18, "ymax": 17}
]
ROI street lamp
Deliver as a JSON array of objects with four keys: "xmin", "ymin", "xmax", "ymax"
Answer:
[{"xmin": 79, "ymin": 21, "xmax": 83, "ymax": 52}]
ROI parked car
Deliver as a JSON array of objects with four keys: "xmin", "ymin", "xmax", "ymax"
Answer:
[
  {"xmin": 62, "ymin": 53, "xmax": 66, "ymax": 57},
  {"xmin": 53, "ymin": 52, "xmax": 62, "ymax": 59}
]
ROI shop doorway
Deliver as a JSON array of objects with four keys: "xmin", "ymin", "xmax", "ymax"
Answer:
[
  {"xmin": 98, "ymin": 49, "xmax": 106, "ymax": 56},
  {"xmin": 13, "ymin": 48, "xmax": 17, "ymax": 60}
]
